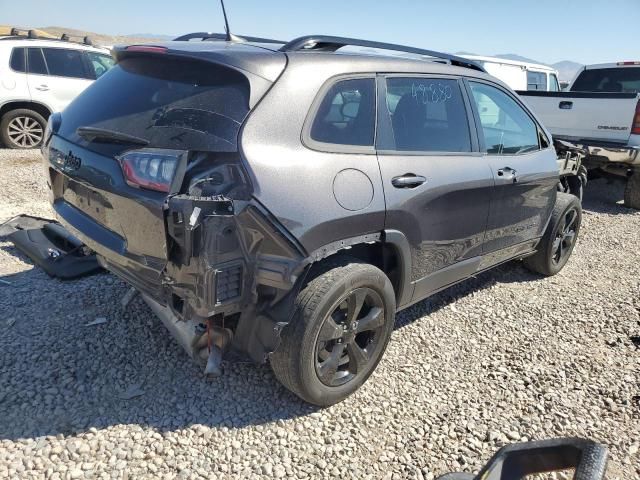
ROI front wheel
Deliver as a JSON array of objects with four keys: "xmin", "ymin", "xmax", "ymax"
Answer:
[
  {"xmin": 270, "ymin": 258, "xmax": 396, "ymax": 406},
  {"xmin": 523, "ymin": 192, "xmax": 582, "ymax": 276}
]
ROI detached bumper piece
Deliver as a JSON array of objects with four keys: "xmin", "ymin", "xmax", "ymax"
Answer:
[{"xmin": 0, "ymin": 215, "xmax": 102, "ymax": 279}]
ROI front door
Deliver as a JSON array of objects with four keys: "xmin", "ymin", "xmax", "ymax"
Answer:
[
  {"xmin": 376, "ymin": 75, "xmax": 494, "ymax": 303},
  {"xmin": 466, "ymin": 80, "xmax": 558, "ymax": 266}
]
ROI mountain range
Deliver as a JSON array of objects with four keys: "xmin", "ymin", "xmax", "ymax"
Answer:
[{"xmin": 1, "ymin": 26, "xmax": 585, "ymax": 82}]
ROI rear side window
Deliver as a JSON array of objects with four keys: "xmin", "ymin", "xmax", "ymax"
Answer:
[
  {"xmin": 526, "ymin": 71, "xmax": 547, "ymax": 91},
  {"xmin": 27, "ymin": 48, "xmax": 47, "ymax": 75},
  {"xmin": 10, "ymin": 47, "xmax": 26, "ymax": 72},
  {"xmin": 42, "ymin": 48, "xmax": 90, "ymax": 79},
  {"xmin": 571, "ymin": 67, "xmax": 640, "ymax": 93},
  {"xmin": 59, "ymin": 56, "xmax": 251, "ymax": 153},
  {"xmin": 310, "ymin": 78, "xmax": 376, "ymax": 147},
  {"xmin": 469, "ymin": 82, "xmax": 539, "ymax": 155},
  {"xmin": 383, "ymin": 77, "xmax": 471, "ymax": 152}
]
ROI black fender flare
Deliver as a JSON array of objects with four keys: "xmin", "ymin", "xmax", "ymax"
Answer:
[{"xmin": 382, "ymin": 229, "xmax": 413, "ymax": 309}]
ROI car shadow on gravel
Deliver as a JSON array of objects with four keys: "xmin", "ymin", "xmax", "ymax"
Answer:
[
  {"xmin": 581, "ymin": 178, "xmax": 635, "ymax": 215},
  {"xmin": 0, "ymin": 259, "xmax": 321, "ymax": 441},
  {"xmin": 0, "ymin": 235, "xmax": 551, "ymax": 442},
  {"xmin": 394, "ymin": 261, "xmax": 540, "ymax": 330}
]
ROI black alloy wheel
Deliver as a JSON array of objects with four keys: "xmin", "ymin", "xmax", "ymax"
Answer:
[{"xmin": 314, "ymin": 287, "xmax": 386, "ymax": 387}]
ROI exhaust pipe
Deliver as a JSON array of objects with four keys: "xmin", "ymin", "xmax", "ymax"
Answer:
[{"xmin": 142, "ymin": 294, "xmax": 232, "ymax": 374}]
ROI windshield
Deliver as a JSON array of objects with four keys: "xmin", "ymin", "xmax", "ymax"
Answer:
[
  {"xmin": 571, "ymin": 67, "xmax": 640, "ymax": 93},
  {"xmin": 58, "ymin": 56, "xmax": 251, "ymax": 154}
]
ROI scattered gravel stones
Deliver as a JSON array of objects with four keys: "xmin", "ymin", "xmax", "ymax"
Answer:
[{"xmin": 1, "ymin": 149, "xmax": 639, "ymax": 479}]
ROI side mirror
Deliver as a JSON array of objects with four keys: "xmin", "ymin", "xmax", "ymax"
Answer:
[{"xmin": 437, "ymin": 437, "xmax": 608, "ymax": 480}]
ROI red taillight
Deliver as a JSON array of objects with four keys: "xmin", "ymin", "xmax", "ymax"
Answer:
[
  {"xmin": 617, "ymin": 61, "xmax": 640, "ymax": 66},
  {"xmin": 125, "ymin": 45, "xmax": 168, "ymax": 54},
  {"xmin": 118, "ymin": 149, "xmax": 183, "ymax": 193},
  {"xmin": 632, "ymin": 100, "xmax": 640, "ymax": 135}
]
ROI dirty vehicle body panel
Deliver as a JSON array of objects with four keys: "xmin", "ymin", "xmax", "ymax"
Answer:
[{"xmin": 44, "ymin": 38, "xmax": 560, "ymax": 371}]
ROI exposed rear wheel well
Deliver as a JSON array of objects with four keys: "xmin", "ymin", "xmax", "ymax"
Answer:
[
  {"xmin": 0, "ymin": 101, "xmax": 52, "ymax": 122},
  {"xmin": 306, "ymin": 241, "xmax": 403, "ymax": 304}
]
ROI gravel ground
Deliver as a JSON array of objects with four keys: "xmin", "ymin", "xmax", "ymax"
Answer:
[{"xmin": 0, "ymin": 148, "xmax": 639, "ymax": 479}]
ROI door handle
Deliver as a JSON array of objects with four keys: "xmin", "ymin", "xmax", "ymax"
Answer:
[
  {"xmin": 391, "ymin": 174, "xmax": 427, "ymax": 189},
  {"xmin": 35, "ymin": 85, "xmax": 49, "ymax": 91},
  {"xmin": 497, "ymin": 167, "xmax": 518, "ymax": 183},
  {"xmin": 559, "ymin": 101, "xmax": 573, "ymax": 109}
]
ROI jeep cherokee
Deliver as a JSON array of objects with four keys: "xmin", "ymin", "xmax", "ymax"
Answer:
[{"xmin": 42, "ymin": 34, "xmax": 582, "ymax": 406}]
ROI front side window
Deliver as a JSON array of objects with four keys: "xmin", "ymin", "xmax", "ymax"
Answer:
[
  {"xmin": 526, "ymin": 71, "xmax": 547, "ymax": 90},
  {"xmin": 42, "ymin": 48, "xmax": 90, "ymax": 79},
  {"xmin": 86, "ymin": 52, "xmax": 115, "ymax": 79},
  {"xmin": 549, "ymin": 74, "xmax": 560, "ymax": 92},
  {"xmin": 469, "ymin": 82, "xmax": 539, "ymax": 155},
  {"xmin": 10, "ymin": 47, "xmax": 26, "ymax": 72},
  {"xmin": 383, "ymin": 77, "xmax": 471, "ymax": 152},
  {"xmin": 310, "ymin": 78, "xmax": 376, "ymax": 147},
  {"xmin": 27, "ymin": 48, "xmax": 47, "ymax": 75}
]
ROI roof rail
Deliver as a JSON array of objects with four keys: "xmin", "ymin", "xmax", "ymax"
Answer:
[
  {"xmin": 280, "ymin": 35, "xmax": 486, "ymax": 73},
  {"xmin": 174, "ymin": 32, "xmax": 285, "ymax": 44},
  {"xmin": 1, "ymin": 27, "xmax": 95, "ymax": 46}
]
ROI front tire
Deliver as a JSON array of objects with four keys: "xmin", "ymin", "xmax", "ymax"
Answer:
[
  {"xmin": 523, "ymin": 192, "xmax": 582, "ymax": 276},
  {"xmin": 270, "ymin": 258, "xmax": 396, "ymax": 406},
  {"xmin": 624, "ymin": 171, "xmax": 640, "ymax": 210},
  {"xmin": 0, "ymin": 109, "xmax": 47, "ymax": 149}
]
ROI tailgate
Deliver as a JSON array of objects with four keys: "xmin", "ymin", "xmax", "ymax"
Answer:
[
  {"xmin": 519, "ymin": 91, "xmax": 638, "ymax": 143},
  {"xmin": 43, "ymin": 53, "xmax": 261, "ymax": 280},
  {"xmin": 47, "ymin": 135, "xmax": 170, "ymax": 272}
]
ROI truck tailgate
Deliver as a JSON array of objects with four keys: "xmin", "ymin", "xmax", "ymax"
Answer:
[{"xmin": 518, "ymin": 91, "xmax": 638, "ymax": 143}]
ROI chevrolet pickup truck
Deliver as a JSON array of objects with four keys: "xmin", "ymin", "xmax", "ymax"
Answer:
[{"xmin": 518, "ymin": 62, "xmax": 640, "ymax": 209}]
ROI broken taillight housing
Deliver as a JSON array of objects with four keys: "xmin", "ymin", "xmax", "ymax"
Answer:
[{"xmin": 117, "ymin": 149, "xmax": 184, "ymax": 193}]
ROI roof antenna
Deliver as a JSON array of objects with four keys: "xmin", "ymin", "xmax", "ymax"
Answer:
[{"xmin": 220, "ymin": 0, "xmax": 242, "ymax": 42}]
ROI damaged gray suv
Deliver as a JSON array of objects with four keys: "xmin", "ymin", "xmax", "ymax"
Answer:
[{"xmin": 42, "ymin": 35, "xmax": 582, "ymax": 406}]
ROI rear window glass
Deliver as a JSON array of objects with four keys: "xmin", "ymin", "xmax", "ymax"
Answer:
[
  {"xmin": 10, "ymin": 47, "xmax": 25, "ymax": 72},
  {"xmin": 310, "ymin": 78, "xmax": 376, "ymax": 147},
  {"xmin": 383, "ymin": 77, "xmax": 471, "ymax": 152},
  {"xmin": 571, "ymin": 67, "xmax": 640, "ymax": 93},
  {"xmin": 58, "ymin": 57, "xmax": 251, "ymax": 153}
]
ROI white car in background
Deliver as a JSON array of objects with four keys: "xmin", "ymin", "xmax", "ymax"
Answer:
[
  {"xmin": 460, "ymin": 55, "xmax": 561, "ymax": 92},
  {"xmin": 0, "ymin": 31, "xmax": 114, "ymax": 149}
]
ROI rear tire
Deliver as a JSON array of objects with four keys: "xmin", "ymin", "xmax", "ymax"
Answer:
[
  {"xmin": 270, "ymin": 257, "xmax": 396, "ymax": 406},
  {"xmin": 523, "ymin": 192, "xmax": 582, "ymax": 276},
  {"xmin": 0, "ymin": 109, "xmax": 47, "ymax": 149},
  {"xmin": 624, "ymin": 172, "xmax": 640, "ymax": 210}
]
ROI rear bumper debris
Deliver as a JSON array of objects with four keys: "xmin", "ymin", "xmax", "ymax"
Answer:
[{"xmin": 0, "ymin": 215, "xmax": 102, "ymax": 280}]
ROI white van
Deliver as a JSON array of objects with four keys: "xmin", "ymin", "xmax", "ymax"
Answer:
[{"xmin": 460, "ymin": 55, "xmax": 561, "ymax": 92}]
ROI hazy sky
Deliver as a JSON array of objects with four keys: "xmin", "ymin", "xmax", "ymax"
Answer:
[{"xmin": 2, "ymin": 0, "xmax": 639, "ymax": 65}]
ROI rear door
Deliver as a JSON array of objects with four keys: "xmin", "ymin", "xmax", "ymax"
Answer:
[
  {"xmin": 376, "ymin": 74, "xmax": 494, "ymax": 302},
  {"xmin": 466, "ymin": 80, "xmax": 557, "ymax": 262},
  {"xmin": 26, "ymin": 47, "xmax": 93, "ymax": 112}
]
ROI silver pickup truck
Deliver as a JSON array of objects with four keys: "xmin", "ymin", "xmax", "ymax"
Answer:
[{"xmin": 518, "ymin": 62, "xmax": 640, "ymax": 209}]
